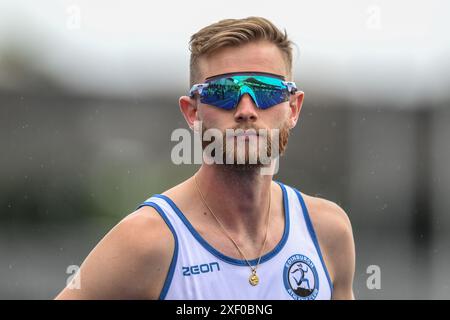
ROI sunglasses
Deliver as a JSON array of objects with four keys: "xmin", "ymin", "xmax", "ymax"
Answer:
[{"xmin": 189, "ymin": 71, "xmax": 298, "ymax": 110}]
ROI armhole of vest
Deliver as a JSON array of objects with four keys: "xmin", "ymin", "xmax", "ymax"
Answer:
[
  {"xmin": 293, "ymin": 188, "xmax": 334, "ymax": 297},
  {"xmin": 137, "ymin": 201, "xmax": 179, "ymax": 300}
]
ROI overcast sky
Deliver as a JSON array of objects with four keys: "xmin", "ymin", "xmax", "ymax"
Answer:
[{"xmin": 0, "ymin": 0, "xmax": 449, "ymax": 106}]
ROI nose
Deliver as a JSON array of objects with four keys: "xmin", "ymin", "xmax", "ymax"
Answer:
[{"xmin": 234, "ymin": 94, "xmax": 258, "ymax": 123}]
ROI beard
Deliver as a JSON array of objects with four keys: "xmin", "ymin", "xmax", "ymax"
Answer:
[{"xmin": 201, "ymin": 121, "xmax": 291, "ymax": 168}]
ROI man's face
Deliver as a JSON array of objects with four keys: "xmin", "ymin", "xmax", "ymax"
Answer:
[{"xmin": 181, "ymin": 40, "xmax": 303, "ymax": 166}]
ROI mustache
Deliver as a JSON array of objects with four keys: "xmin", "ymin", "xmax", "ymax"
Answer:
[
  {"xmin": 200, "ymin": 123, "xmax": 274, "ymax": 138},
  {"xmin": 230, "ymin": 125, "xmax": 265, "ymax": 131},
  {"xmin": 226, "ymin": 126, "xmax": 269, "ymax": 135}
]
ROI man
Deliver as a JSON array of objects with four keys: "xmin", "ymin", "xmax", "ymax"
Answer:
[{"xmin": 56, "ymin": 17, "xmax": 355, "ymax": 300}]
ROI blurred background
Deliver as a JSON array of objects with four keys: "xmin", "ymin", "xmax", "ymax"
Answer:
[{"xmin": 1, "ymin": 0, "xmax": 449, "ymax": 299}]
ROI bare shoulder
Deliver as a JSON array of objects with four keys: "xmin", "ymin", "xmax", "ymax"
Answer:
[
  {"xmin": 111, "ymin": 206, "xmax": 175, "ymax": 270},
  {"xmin": 301, "ymin": 193, "xmax": 353, "ymax": 242},
  {"xmin": 118, "ymin": 205, "xmax": 175, "ymax": 253},
  {"xmin": 56, "ymin": 205, "xmax": 175, "ymax": 300},
  {"xmin": 300, "ymin": 192, "xmax": 355, "ymax": 299}
]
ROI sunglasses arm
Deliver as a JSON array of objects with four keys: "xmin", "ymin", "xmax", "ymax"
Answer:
[
  {"xmin": 282, "ymin": 81, "xmax": 298, "ymax": 94},
  {"xmin": 189, "ymin": 83, "xmax": 209, "ymax": 98}
]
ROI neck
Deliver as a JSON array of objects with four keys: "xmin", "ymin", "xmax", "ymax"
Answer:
[{"xmin": 194, "ymin": 163, "xmax": 273, "ymax": 239}]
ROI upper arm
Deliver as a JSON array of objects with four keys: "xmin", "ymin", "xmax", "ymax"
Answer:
[
  {"xmin": 55, "ymin": 206, "xmax": 175, "ymax": 300},
  {"xmin": 304, "ymin": 195, "xmax": 356, "ymax": 300}
]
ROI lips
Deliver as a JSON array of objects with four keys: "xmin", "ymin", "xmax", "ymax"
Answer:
[
  {"xmin": 234, "ymin": 131, "xmax": 258, "ymax": 137},
  {"xmin": 227, "ymin": 131, "xmax": 261, "ymax": 142}
]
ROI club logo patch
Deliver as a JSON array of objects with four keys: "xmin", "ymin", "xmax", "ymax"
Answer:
[{"xmin": 283, "ymin": 254, "xmax": 319, "ymax": 300}]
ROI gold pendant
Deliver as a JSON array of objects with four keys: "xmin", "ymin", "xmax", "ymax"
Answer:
[{"xmin": 249, "ymin": 271, "xmax": 259, "ymax": 286}]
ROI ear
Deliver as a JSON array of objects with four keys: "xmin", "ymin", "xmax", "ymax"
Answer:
[
  {"xmin": 179, "ymin": 96, "xmax": 198, "ymax": 130},
  {"xmin": 288, "ymin": 91, "xmax": 304, "ymax": 129}
]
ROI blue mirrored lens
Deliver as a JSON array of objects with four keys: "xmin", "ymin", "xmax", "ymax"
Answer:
[
  {"xmin": 245, "ymin": 77, "xmax": 289, "ymax": 109},
  {"xmin": 200, "ymin": 75, "xmax": 290, "ymax": 110},
  {"xmin": 200, "ymin": 77, "xmax": 239, "ymax": 110}
]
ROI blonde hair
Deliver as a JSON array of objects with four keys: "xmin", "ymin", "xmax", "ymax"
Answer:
[{"xmin": 189, "ymin": 17, "xmax": 294, "ymax": 86}]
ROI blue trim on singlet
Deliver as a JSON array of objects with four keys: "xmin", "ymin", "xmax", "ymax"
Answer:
[
  {"xmin": 151, "ymin": 181, "xmax": 290, "ymax": 267},
  {"xmin": 293, "ymin": 188, "xmax": 334, "ymax": 296},
  {"xmin": 136, "ymin": 201, "xmax": 179, "ymax": 300}
]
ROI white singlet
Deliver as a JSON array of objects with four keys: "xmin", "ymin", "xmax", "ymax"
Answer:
[{"xmin": 137, "ymin": 181, "xmax": 333, "ymax": 300}]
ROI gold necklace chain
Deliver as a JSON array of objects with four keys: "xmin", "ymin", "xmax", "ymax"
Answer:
[{"xmin": 193, "ymin": 174, "xmax": 271, "ymax": 286}]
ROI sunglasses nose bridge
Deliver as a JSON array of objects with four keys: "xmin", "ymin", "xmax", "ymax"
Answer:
[
  {"xmin": 234, "ymin": 87, "xmax": 260, "ymax": 123},
  {"xmin": 237, "ymin": 85, "xmax": 259, "ymax": 108}
]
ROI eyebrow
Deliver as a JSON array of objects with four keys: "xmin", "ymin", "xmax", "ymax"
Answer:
[{"xmin": 205, "ymin": 71, "xmax": 286, "ymax": 81}]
